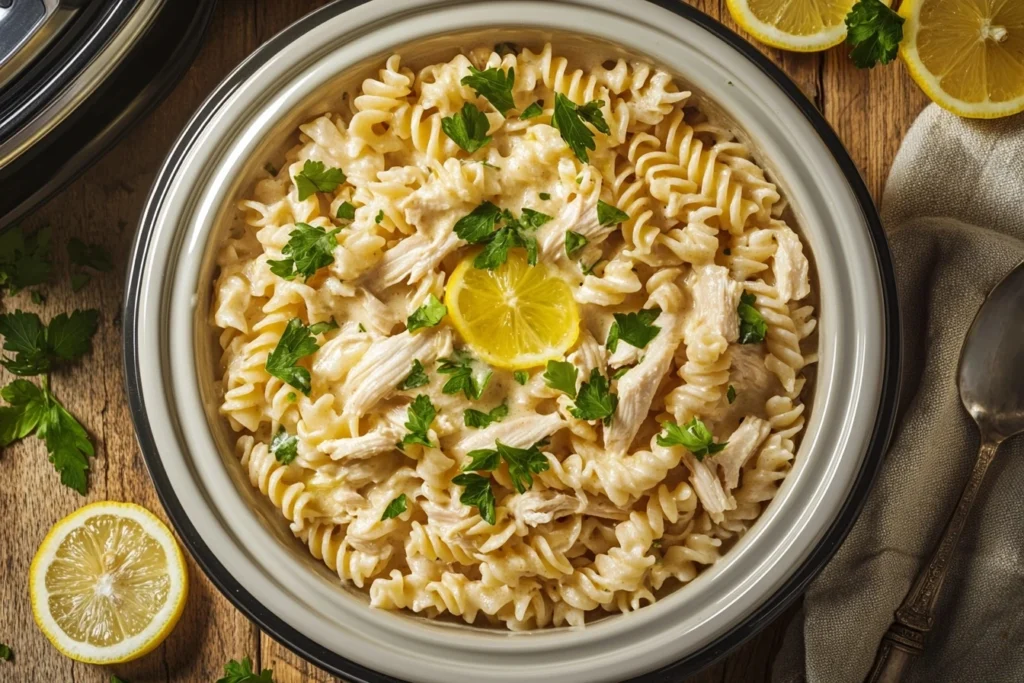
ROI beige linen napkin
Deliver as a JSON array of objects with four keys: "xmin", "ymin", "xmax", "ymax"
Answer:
[{"xmin": 774, "ymin": 104, "xmax": 1024, "ymax": 683}]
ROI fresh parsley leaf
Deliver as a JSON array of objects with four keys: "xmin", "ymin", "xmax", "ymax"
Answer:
[
  {"xmin": 452, "ymin": 472, "xmax": 496, "ymax": 524},
  {"xmin": 463, "ymin": 403, "xmax": 508, "ymax": 429},
  {"xmin": 306, "ymin": 319, "xmax": 338, "ymax": 336},
  {"xmin": 0, "ymin": 379, "xmax": 96, "ymax": 494},
  {"xmin": 538, "ymin": 192, "xmax": 551, "ymax": 200},
  {"xmin": 552, "ymin": 94, "xmax": 608, "ymax": 163},
  {"xmin": 581, "ymin": 258, "xmax": 604, "ymax": 276},
  {"xmin": 336, "ymin": 201, "xmax": 356, "ymax": 220},
  {"xmin": 217, "ymin": 657, "xmax": 274, "ymax": 683},
  {"xmin": 461, "ymin": 66, "xmax": 516, "ymax": 116},
  {"xmin": 462, "ymin": 448, "xmax": 500, "ymax": 472},
  {"xmin": 398, "ymin": 359, "xmax": 430, "ymax": 390},
  {"xmin": 565, "ymin": 230, "xmax": 588, "ymax": 258},
  {"xmin": 406, "ymin": 294, "xmax": 447, "ymax": 333},
  {"xmin": 845, "ymin": 0, "xmax": 905, "ymax": 68},
  {"xmin": 267, "ymin": 223, "xmax": 341, "ymax": 280},
  {"xmin": 293, "ymin": 160, "xmax": 345, "ymax": 201},
  {"xmin": 605, "ymin": 307, "xmax": 661, "ymax": 353},
  {"xmin": 375, "ymin": 210, "xmax": 385, "ymax": 224},
  {"xmin": 287, "ymin": 392, "xmax": 296, "ymax": 402},
  {"xmin": 519, "ymin": 207, "xmax": 553, "ymax": 230},
  {"xmin": 0, "ymin": 309, "xmax": 99, "ymax": 376},
  {"xmin": 474, "ymin": 223, "xmax": 518, "ymax": 270},
  {"xmin": 513, "ymin": 370, "xmax": 529, "ymax": 385},
  {"xmin": 0, "ymin": 643, "xmax": 10, "ymax": 661},
  {"xmin": 597, "ymin": 200, "xmax": 630, "ymax": 226},
  {"xmin": 264, "ymin": 318, "xmax": 325, "ymax": 395},
  {"xmin": 270, "ymin": 428, "xmax": 298, "ymax": 465},
  {"xmin": 737, "ymin": 292, "xmax": 767, "ymax": 344},
  {"xmin": 569, "ymin": 368, "xmax": 617, "ymax": 425},
  {"xmin": 520, "ymin": 100, "xmax": 544, "ymax": 120},
  {"xmin": 31, "ymin": 291, "xmax": 45, "ymax": 305},
  {"xmin": 656, "ymin": 417, "xmax": 727, "ymax": 461},
  {"xmin": 0, "ymin": 226, "xmax": 52, "ymax": 294},
  {"xmin": 543, "ymin": 360, "xmax": 578, "ymax": 399},
  {"xmin": 401, "ymin": 395, "xmax": 437, "ymax": 448},
  {"xmin": 496, "ymin": 440, "xmax": 549, "ymax": 494},
  {"xmin": 68, "ymin": 238, "xmax": 113, "ymax": 273},
  {"xmin": 453, "ymin": 201, "xmax": 502, "ymax": 244},
  {"xmin": 358, "ymin": 323, "xmax": 366, "ymax": 333},
  {"xmin": 727, "ymin": 385, "xmax": 737, "ymax": 404},
  {"xmin": 381, "ymin": 493, "xmax": 408, "ymax": 521},
  {"xmin": 438, "ymin": 351, "xmax": 492, "ymax": 400},
  {"xmin": 478, "ymin": 160, "xmax": 501, "ymax": 169},
  {"xmin": 441, "ymin": 102, "xmax": 493, "ymax": 153},
  {"xmin": 611, "ymin": 365, "xmax": 632, "ymax": 380},
  {"xmin": 474, "ymin": 209, "xmax": 547, "ymax": 269}
]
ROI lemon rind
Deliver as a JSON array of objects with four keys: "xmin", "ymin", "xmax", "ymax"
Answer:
[{"xmin": 726, "ymin": 0, "xmax": 850, "ymax": 52}]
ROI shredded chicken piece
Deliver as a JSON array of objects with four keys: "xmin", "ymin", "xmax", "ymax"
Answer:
[
  {"xmin": 455, "ymin": 413, "xmax": 566, "ymax": 457},
  {"xmin": 363, "ymin": 232, "xmax": 461, "ymax": 289},
  {"xmin": 341, "ymin": 329, "xmax": 451, "ymax": 432},
  {"xmin": 567, "ymin": 332, "xmax": 606, "ymax": 380},
  {"xmin": 509, "ymin": 490, "xmax": 585, "ymax": 527},
  {"xmin": 683, "ymin": 452, "xmax": 731, "ymax": 522},
  {"xmin": 538, "ymin": 191, "xmax": 609, "ymax": 260},
  {"xmin": 318, "ymin": 427, "xmax": 402, "ymax": 461},
  {"xmin": 686, "ymin": 264, "xmax": 744, "ymax": 342},
  {"xmin": 604, "ymin": 314, "xmax": 683, "ymax": 456},
  {"xmin": 714, "ymin": 417, "xmax": 771, "ymax": 490},
  {"xmin": 772, "ymin": 226, "xmax": 811, "ymax": 304}
]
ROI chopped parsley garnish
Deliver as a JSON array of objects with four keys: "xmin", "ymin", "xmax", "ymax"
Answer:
[
  {"xmin": 287, "ymin": 392, "xmax": 296, "ymax": 402},
  {"xmin": 539, "ymin": 192, "xmax": 551, "ymax": 200},
  {"xmin": 453, "ymin": 201, "xmax": 503, "ymax": 243},
  {"xmin": 605, "ymin": 307, "xmax": 661, "ymax": 353},
  {"xmin": 461, "ymin": 66, "xmax": 516, "ymax": 116},
  {"xmin": 0, "ymin": 226, "xmax": 52, "ymax": 294},
  {"xmin": 216, "ymin": 657, "xmax": 274, "ymax": 683},
  {"xmin": 0, "ymin": 309, "xmax": 99, "ymax": 376},
  {"xmin": 0, "ymin": 378, "xmax": 95, "ymax": 494},
  {"xmin": 611, "ymin": 365, "xmax": 632, "ymax": 380},
  {"xmin": 581, "ymin": 258, "xmax": 604, "ymax": 276},
  {"xmin": 293, "ymin": 160, "xmax": 345, "ymax": 201},
  {"xmin": 441, "ymin": 102, "xmax": 493, "ymax": 153},
  {"xmin": 565, "ymin": 230, "xmax": 588, "ymax": 258},
  {"xmin": 398, "ymin": 359, "xmax": 430, "ymax": 390},
  {"xmin": 68, "ymin": 238, "xmax": 113, "ymax": 291},
  {"xmin": 264, "ymin": 318, "xmax": 333, "ymax": 395},
  {"xmin": 406, "ymin": 294, "xmax": 447, "ymax": 333},
  {"xmin": 463, "ymin": 448, "xmax": 501, "ymax": 472},
  {"xmin": 270, "ymin": 427, "xmax": 298, "ymax": 465},
  {"xmin": 381, "ymin": 493, "xmax": 408, "ymax": 521},
  {"xmin": 520, "ymin": 100, "xmax": 544, "ymax": 120},
  {"xmin": 543, "ymin": 360, "xmax": 578, "ymax": 399},
  {"xmin": 551, "ymin": 94, "xmax": 609, "ymax": 163},
  {"xmin": 727, "ymin": 385, "xmax": 737, "ymax": 404},
  {"xmin": 454, "ymin": 203, "xmax": 550, "ymax": 269},
  {"xmin": 737, "ymin": 292, "xmax": 767, "ymax": 344},
  {"xmin": 401, "ymin": 395, "xmax": 437, "ymax": 448},
  {"xmin": 463, "ymin": 403, "xmax": 508, "ymax": 429},
  {"xmin": 336, "ymin": 201, "xmax": 356, "ymax": 220},
  {"xmin": 597, "ymin": 200, "xmax": 630, "ymax": 226},
  {"xmin": 569, "ymin": 368, "xmax": 618, "ymax": 425},
  {"xmin": 496, "ymin": 440, "xmax": 550, "ymax": 493},
  {"xmin": 513, "ymin": 370, "xmax": 529, "ymax": 385},
  {"xmin": 452, "ymin": 472, "xmax": 496, "ymax": 524},
  {"xmin": 656, "ymin": 417, "xmax": 727, "ymax": 461},
  {"xmin": 375, "ymin": 210, "xmax": 385, "ymax": 224},
  {"xmin": 845, "ymin": 0, "xmax": 904, "ymax": 68},
  {"xmin": 267, "ymin": 223, "xmax": 341, "ymax": 281},
  {"xmin": 438, "ymin": 350, "xmax": 492, "ymax": 400}
]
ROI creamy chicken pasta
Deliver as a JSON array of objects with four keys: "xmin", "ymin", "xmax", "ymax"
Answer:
[{"xmin": 211, "ymin": 43, "xmax": 816, "ymax": 630}]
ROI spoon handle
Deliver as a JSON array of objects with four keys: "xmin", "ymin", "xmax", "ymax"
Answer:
[{"xmin": 864, "ymin": 440, "xmax": 1001, "ymax": 683}]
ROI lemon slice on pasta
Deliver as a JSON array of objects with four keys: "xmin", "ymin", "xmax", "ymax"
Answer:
[
  {"xmin": 30, "ymin": 501, "xmax": 188, "ymax": 664},
  {"xmin": 445, "ymin": 251, "xmax": 579, "ymax": 370}
]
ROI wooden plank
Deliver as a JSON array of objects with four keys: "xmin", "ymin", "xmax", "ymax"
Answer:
[{"xmin": 0, "ymin": 0, "xmax": 926, "ymax": 681}]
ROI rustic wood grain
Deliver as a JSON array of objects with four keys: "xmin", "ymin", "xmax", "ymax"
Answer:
[{"xmin": 0, "ymin": 0, "xmax": 927, "ymax": 681}]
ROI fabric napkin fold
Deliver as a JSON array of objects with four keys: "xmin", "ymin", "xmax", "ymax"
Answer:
[{"xmin": 774, "ymin": 104, "xmax": 1024, "ymax": 683}]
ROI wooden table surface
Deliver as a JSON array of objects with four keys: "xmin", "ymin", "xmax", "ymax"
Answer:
[{"xmin": 0, "ymin": 1, "xmax": 929, "ymax": 681}]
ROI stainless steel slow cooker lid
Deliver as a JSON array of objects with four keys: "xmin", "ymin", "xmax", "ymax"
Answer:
[{"xmin": 125, "ymin": 1, "xmax": 901, "ymax": 681}]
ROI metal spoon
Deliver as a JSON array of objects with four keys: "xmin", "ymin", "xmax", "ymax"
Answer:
[{"xmin": 865, "ymin": 260, "xmax": 1024, "ymax": 682}]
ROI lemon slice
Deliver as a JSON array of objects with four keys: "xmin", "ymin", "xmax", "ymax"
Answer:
[
  {"xmin": 445, "ymin": 251, "xmax": 579, "ymax": 369},
  {"xmin": 727, "ymin": 0, "xmax": 877, "ymax": 51},
  {"xmin": 30, "ymin": 501, "xmax": 188, "ymax": 664},
  {"xmin": 900, "ymin": 0, "xmax": 1024, "ymax": 119}
]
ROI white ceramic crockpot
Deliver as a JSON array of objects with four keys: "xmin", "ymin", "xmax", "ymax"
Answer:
[{"xmin": 124, "ymin": 1, "xmax": 900, "ymax": 681}]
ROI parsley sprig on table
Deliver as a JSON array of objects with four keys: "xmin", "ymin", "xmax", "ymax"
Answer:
[
  {"xmin": 657, "ymin": 417, "xmax": 728, "ymax": 461},
  {"xmin": 0, "ymin": 642, "xmax": 12, "ymax": 661},
  {"xmin": 551, "ymin": 93, "xmax": 610, "ymax": 163},
  {"xmin": 461, "ymin": 66, "xmax": 516, "ymax": 116},
  {"xmin": 441, "ymin": 102, "xmax": 493, "ymax": 153},
  {"xmin": 605, "ymin": 307, "xmax": 661, "ymax": 354},
  {"xmin": 264, "ymin": 318, "xmax": 337, "ymax": 395},
  {"xmin": 292, "ymin": 160, "xmax": 345, "ymax": 201},
  {"xmin": 0, "ymin": 309, "xmax": 99, "ymax": 376},
  {"xmin": 67, "ymin": 239, "xmax": 113, "ymax": 292},
  {"xmin": 0, "ymin": 226, "xmax": 51, "ymax": 295},
  {"xmin": 217, "ymin": 657, "xmax": 274, "ymax": 683},
  {"xmin": 845, "ymin": 0, "xmax": 905, "ymax": 68},
  {"xmin": 267, "ymin": 223, "xmax": 341, "ymax": 281}
]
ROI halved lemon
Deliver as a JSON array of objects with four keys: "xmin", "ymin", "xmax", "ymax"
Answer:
[
  {"xmin": 445, "ymin": 251, "xmax": 579, "ymax": 369},
  {"xmin": 900, "ymin": 0, "xmax": 1024, "ymax": 119},
  {"xmin": 727, "ymin": 0, "xmax": 874, "ymax": 51},
  {"xmin": 30, "ymin": 501, "xmax": 188, "ymax": 664}
]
